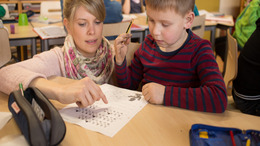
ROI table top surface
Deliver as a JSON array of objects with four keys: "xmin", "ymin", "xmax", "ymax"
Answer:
[
  {"xmin": 0, "ymin": 88, "xmax": 259, "ymax": 146},
  {"xmin": 4, "ymin": 23, "xmax": 38, "ymax": 39}
]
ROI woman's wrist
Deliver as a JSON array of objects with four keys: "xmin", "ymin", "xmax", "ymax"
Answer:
[{"xmin": 29, "ymin": 77, "xmax": 62, "ymax": 101}]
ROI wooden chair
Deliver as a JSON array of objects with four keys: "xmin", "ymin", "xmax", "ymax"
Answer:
[
  {"xmin": 125, "ymin": 42, "xmax": 140, "ymax": 66},
  {"xmin": 0, "ymin": 21, "xmax": 11, "ymax": 68},
  {"xmin": 191, "ymin": 15, "xmax": 206, "ymax": 38},
  {"xmin": 223, "ymin": 30, "xmax": 238, "ymax": 96},
  {"xmin": 102, "ymin": 21, "xmax": 131, "ymax": 38},
  {"xmin": 222, "ymin": 30, "xmax": 240, "ymax": 112}
]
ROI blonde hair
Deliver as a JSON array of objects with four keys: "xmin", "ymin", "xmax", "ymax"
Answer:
[
  {"xmin": 63, "ymin": 0, "xmax": 106, "ymax": 23},
  {"xmin": 145, "ymin": 0, "xmax": 195, "ymax": 17}
]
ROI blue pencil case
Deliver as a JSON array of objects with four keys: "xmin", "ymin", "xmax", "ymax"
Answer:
[{"xmin": 190, "ymin": 124, "xmax": 260, "ymax": 146}]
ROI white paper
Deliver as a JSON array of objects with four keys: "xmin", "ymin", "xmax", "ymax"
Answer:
[
  {"xmin": 33, "ymin": 26, "xmax": 66, "ymax": 39},
  {"xmin": 59, "ymin": 84, "xmax": 147, "ymax": 137},
  {"xmin": 0, "ymin": 112, "xmax": 12, "ymax": 130},
  {"xmin": 0, "ymin": 134, "xmax": 28, "ymax": 146},
  {"xmin": 199, "ymin": 10, "xmax": 233, "ymax": 24},
  {"xmin": 122, "ymin": 14, "xmax": 138, "ymax": 21}
]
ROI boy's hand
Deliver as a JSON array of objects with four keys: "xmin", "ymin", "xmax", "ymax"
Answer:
[
  {"xmin": 142, "ymin": 83, "xmax": 165, "ymax": 104},
  {"xmin": 114, "ymin": 33, "xmax": 132, "ymax": 65}
]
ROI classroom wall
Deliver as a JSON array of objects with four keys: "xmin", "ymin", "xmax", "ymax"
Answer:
[
  {"xmin": 196, "ymin": 0, "xmax": 219, "ymax": 12},
  {"xmin": 195, "ymin": 0, "xmax": 220, "ymax": 40},
  {"xmin": 196, "ymin": 0, "xmax": 241, "ymax": 40},
  {"xmin": 219, "ymin": 0, "xmax": 241, "ymax": 18}
]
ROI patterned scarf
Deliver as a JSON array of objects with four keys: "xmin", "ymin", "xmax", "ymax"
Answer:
[{"xmin": 63, "ymin": 35, "xmax": 114, "ymax": 84}]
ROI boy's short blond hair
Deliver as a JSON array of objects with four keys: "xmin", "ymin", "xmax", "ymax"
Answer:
[
  {"xmin": 145, "ymin": 0, "xmax": 195, "ymax": 16},
  {"xmin": 63, "ymin": 0, "xmax": 106, "ymax": 24}
]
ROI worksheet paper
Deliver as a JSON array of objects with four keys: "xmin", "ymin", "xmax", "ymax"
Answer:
[{"xmin": 59, "ymin": 84, "xmax": 147, "ymax": 137}]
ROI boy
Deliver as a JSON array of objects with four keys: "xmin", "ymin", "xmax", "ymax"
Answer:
[{"xmin": 114, "ymin": 0, "xmax": 227, "ymax": 113}]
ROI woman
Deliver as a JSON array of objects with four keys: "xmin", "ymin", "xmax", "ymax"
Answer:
[{"xmin": 0, "ymin": 0, "xmax": 114, "ymax": 107}]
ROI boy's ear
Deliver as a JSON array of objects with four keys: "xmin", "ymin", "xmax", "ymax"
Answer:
[
  {"xmin": 184, "ymin": 11, "xmax": 195, "ymax": 29},
  {"xmin": 63, "ymin": 18, "xmax": 71, "ymax": 34}
]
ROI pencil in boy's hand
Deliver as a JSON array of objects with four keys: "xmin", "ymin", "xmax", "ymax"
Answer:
[{"xmin": 126, "ymin": 21, "xmax": 133, "ymax": 33}]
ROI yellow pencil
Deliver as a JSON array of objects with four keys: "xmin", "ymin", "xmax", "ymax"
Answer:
[
  {"xmin": 126, "ymin": 21, "xmax": 133, "ymax": 33},
  {"xmin": 246, "ymin": 138, "xmax": 250, "ymax": 146}
]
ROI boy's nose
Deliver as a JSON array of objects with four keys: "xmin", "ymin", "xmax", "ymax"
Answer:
[{"xmin": 152, "ymin": 25, "xmax": 161, "ymax": 36}]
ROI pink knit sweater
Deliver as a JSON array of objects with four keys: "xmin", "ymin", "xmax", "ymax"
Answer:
[{"xmin": 0, "ymin": 47, "xmax": 66, "ymax": 95}]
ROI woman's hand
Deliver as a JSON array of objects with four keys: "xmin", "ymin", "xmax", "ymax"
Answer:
[
  {"xmin": 142, "ymin": 82, "xmax": 165, "ymax": 104},
  {"xmin": 29, "ymin": 77, "xmax": 108, "ymax": 108},
  {"xmin": 57, "ymin": 77, "xmax": 108, "ymax": 108},
  {"xmin": 114, "ymin": 33, "xmax": 132, "ymax": 65}
]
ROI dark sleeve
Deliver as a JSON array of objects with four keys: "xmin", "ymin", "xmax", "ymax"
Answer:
[{"xmin": 233, "ymin": 18, "xmax": 260, "ymax": 95}]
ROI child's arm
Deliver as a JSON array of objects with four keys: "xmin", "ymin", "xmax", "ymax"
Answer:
[
  {"xmin": 162, "ymin": 46, "xmax": 227, "ymax": 113},
  {"xmin": 114, "ymin": 35, "xmax": 143, "ymax": 90},
  {"xmin": 114, "ymin": 33, "xmax": 132, "ymax": 65},
  {"xmin": 138, "ymin": 37, "xmax": 227, "ymax": 113},
  {"xmin": 142, "ymin": 61, "xmax": 227, "ymax": 113}
]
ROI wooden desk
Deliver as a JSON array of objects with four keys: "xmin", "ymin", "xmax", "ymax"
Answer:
[
  {"xmin": 205, "ymin": 15, "xmax": 234, "ymax": 49},
  {"xmin": 30, "ymin": 15, "xmax": 65, "ymax": 52},
  {"xmin": 129, "ymin": 13, "xmax": 149, "ymax": 43},
  {"xmin": 0, "ymin": 89, "xmax": 259, "ymax": 145},
  {"xmin": 4, "ymin": 23, "xmax": 38, "ymax": 58}
]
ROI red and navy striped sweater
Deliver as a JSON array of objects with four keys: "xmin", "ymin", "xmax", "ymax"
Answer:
[{"xmin": 115, "ymin": 30, "xmax": 227, "ymax": 113}]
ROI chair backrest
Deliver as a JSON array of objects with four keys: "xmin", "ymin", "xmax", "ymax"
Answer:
[
  {"xmin": 223, "ymin": 30, "xmax": 238, "ymax": 95},
  {"xmin": 191, "ymin": 15, "xmax": 206, "ymax": 38},
  {"xmin": 40, "ymin": 1, "xmax": 61, "ymax": 17},
  {"xmin": 0, "ymin": 22, "xmax": 11, "ymax": 67},
  {"xmin": 125, "ymin": 42, "xmax": 140, "ymax": 66},
  {"xmin": 102, "ymin": 21, "xmax": 131, "ymax": 37}
]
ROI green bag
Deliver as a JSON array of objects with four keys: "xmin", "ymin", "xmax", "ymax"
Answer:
[
  {"xmin": 0, "ymin": 5, "xmax": 6, "ymax": 18},
  {"xmin": 232, "ymin": 0, "xmax": 260, "ymax": 49}
]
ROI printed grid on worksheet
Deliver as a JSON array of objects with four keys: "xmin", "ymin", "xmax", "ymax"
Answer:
[{"xmin": 59, "ymin": 84, "xmax": 147, "ymax": 137}]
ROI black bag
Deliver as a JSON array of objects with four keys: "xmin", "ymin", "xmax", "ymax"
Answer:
[{"xmin": 8, "ymin": 87, "xmax": 66, "ymax": 146}]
